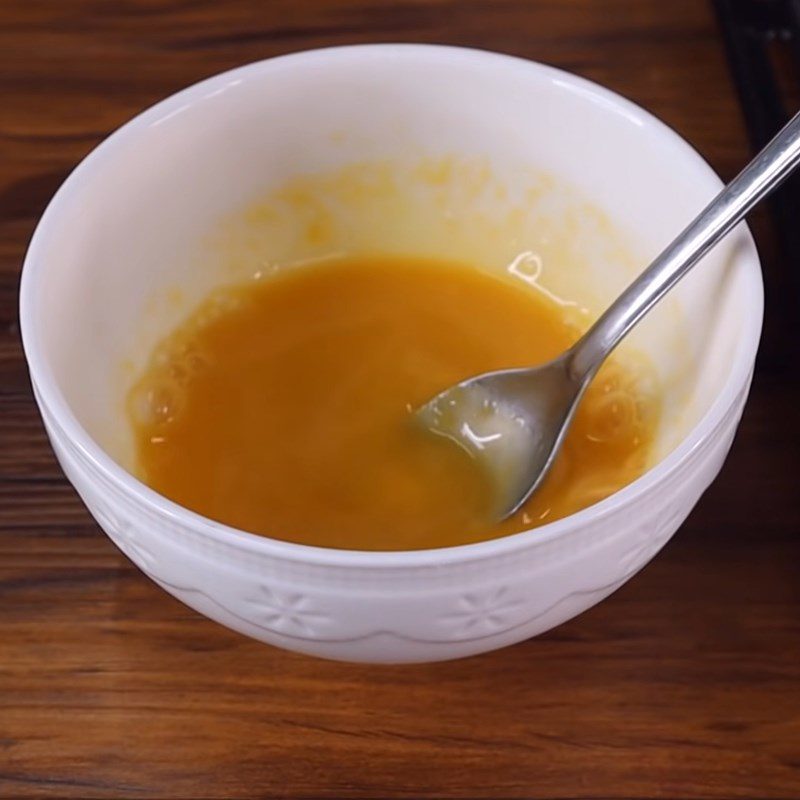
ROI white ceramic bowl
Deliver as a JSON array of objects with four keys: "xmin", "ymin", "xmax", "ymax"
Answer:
[{"xmin": 20, "ymin": 45, "xmax": 762, "ymax": 663}]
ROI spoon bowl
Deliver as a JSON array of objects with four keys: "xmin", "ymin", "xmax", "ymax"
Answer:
[{"xmin": 418, "ymin": 355, "xmax": 583, "ymax": 518}]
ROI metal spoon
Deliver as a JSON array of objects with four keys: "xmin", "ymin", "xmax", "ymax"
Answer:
[{"xmin": 417, "ymin": 110, "xmax": 800, "ymax": 520}]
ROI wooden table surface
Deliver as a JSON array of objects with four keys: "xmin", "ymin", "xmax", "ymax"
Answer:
[{"xmin": 2, "ymin": 2, "xmax": 799, "ymax": 798}]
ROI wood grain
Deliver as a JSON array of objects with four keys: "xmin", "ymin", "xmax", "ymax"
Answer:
[{"xmin": 1, "ymin": 1, "xmax": 799, "ymax": 798}]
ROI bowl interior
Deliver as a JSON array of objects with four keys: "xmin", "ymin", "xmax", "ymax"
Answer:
[{"xmin": 24, "ymin": 46, "xmax": 760, "ymax": 505}]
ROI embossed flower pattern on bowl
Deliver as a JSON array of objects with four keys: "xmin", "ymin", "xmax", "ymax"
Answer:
[
  {"xmin": 438, "ymin": 587, "xmax": 527, "ymax": 639},
  {"xmin": 92, "ymin": 502, "xmax": 156, "ymax": 572},
  {"xmin": 618, "ymin": 501, "xmax": 688, "ymax": 577},
  {"xmin": 245, "ymin": 586, "xmax": 332, "ymax": 637}
]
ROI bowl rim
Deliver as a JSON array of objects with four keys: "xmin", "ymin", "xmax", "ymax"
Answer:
[{"xmin": 19, "ymin": 43, "xmax": 763, "ymax": 569}]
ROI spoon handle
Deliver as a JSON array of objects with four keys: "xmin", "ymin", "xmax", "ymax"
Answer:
[{"xmin": 568, "ymin": 109, "xmax": 800, "ymax": 381}]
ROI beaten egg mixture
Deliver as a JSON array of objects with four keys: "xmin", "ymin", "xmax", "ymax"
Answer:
[{"xmin": 128, "ymin": 255, "xmax": 657, "ymax": 550}]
